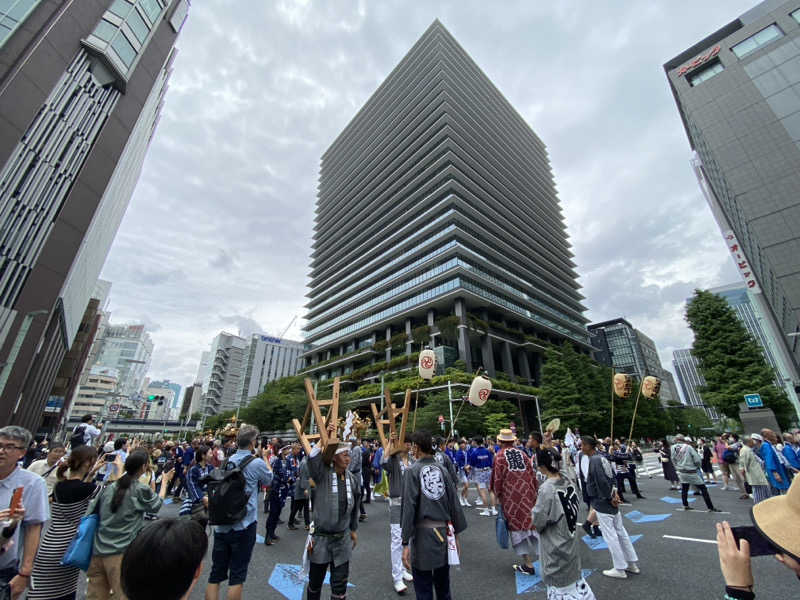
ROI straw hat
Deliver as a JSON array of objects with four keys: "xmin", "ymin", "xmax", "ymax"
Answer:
[
  {"xmin": 497, "ymin": 429, "xmax": 516, "ymax": 442},
  {"xmin": 751, "ymin": 474, "xmax": 800, "ymax": 559}
]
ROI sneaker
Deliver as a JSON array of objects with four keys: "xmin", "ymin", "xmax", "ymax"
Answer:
[
  {"xmin": 582, "ymin": 521, "xmax": 596, "ymax": 539},
  {"xmin": 513, "ymin": 564, "xmax": 535, "ymax": 576},
  {"xmin": 393, "ymin": 580, "xmax": 408, "ymax": 594},
  {"xmin": 402, "ymin": 570, "xmax": 413, "ymax": 582},
  {"xmin": 490, "ymin": 507, "xmax": 498, "ymax": 516},
  {"xmin": 602, "ymin": 568, "xmax": 628, "ymax": 579},
  {"xmin": 359, "ymin": 514, "xmax": 367, "ymax": 522},
  {"xmin": 626, "ymin": 563, "xmax": 641, "ymax": 574},
  {"xmin": 592, "ymin": 525, "xmax": 603, "ymax": 538},
  {"xmin": 720, "ymin": 485, "xmax": 727, "ymax": 491},
  {"xmin": 479, "ymin": 509, "xmax": 491, "ymax": 516},
  {"xmin": 462, "ymin": 499, "xmax": 471, "ymax": 507},
  {"xmin": 458, "ymin": 497, "xmax": 466, "ymax": 506},
  {"xmin": 475, "ymin": 498, "xmax": 483, "ymax": 505}
]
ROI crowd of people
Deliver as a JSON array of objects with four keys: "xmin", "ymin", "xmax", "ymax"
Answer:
[{"xmin": 0, "ymin": 416, "xmax": 797, "ymax": 599}]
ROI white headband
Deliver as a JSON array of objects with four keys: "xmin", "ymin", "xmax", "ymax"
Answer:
[{"xmin": 334, "ymin": 442, "xmax": 352, "ymax": 455}]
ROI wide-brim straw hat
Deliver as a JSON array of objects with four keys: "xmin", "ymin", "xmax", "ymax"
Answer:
[
  {"xmin": 751, "ymin": 474, "xmax": 800, "ymax": 559},
  {"xmin": 497, "ymin": 429, "xmax": 516, "ymax": 442}
]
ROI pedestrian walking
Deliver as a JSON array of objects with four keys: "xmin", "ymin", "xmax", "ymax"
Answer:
[
  {"xmin": 758, "ymin": 429, "xmax": 790, "ymax": 494},
  {"xmin": 304, "ymin": 421, "xmax": 361, "ymax": 600},
  {"xmin": 700, "ymin": 439, "xmax": 717, "ymax": 484},
  {"xmin": 206, "ymin": 425, "xmax": 273, "ymax": 600},
  {"xmin": 581, "ymin": 436, "xmax": 640, "ymax": 579},
  {"xmin": 401, "ymin": 431, "xmax": 467, "ymax": 600},
  {"xmin": 287, "ymin": 445, "xmax": 310, "ymax": 531},
  {"xmin": 740, "ymin": 435, "xmax": 771, "ymax": 503},
  {"xmin": 490, "ymin": 429, "xmax": 539, "ymax": 576},
  {"xmin": 468, "ymin": 437, "xmax": 496, "ymax": 516},
  {"xmin": 532, "ymin": 447, "xmax": 596, "ymax": 599},
  {"xmin": 671, "ymin": 435, "xmax": 720, "ymax": 512},
  {"xmin": 382, "ymin": 433, "xmax": 414, "ymax": 594},
  {"xmin": 454, "ymin": 440, "xmax": 470, "ymax": 506},
  {"xmin": 86, "ymin": 448, "xmax": 173, "ymax": 599}
]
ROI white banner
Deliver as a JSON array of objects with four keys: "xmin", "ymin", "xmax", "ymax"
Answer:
[{"xmin": 723, "ymin": 230, "xmax": 761, "ymax": 293}]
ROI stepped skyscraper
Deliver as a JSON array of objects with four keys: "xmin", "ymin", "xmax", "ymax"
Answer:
[{"xmin": 302, "ymin": 21, "xmax": 589, "ymax": 383}]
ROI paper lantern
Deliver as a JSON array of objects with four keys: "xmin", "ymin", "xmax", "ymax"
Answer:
[
  {"xmin": 641, "ymin": 376, "xmax": 661, "ymax": 399},
  {"xmin": 613, "ymin": 373, "xmax": 633, "ymax": 398},
  {"xmin": 418, "ymin": 348, "xmax": 437, "ymax": 380},
  {"xmin": 468, "ymin": 375, "xmax": 492, "ymax": 406}
]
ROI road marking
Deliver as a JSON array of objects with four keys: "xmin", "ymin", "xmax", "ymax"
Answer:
[
  {"xmin": 663, "ymin": 535, "xmax": 717, "ymax": 544},
  {"xmin": 673, "ymin": 509, "xmax": 731, "ymax": 514}
]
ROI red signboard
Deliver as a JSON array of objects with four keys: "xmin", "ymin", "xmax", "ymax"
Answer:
[{"xmin": 678, "ymin": 45, "xmax": 721, "ymax": 77}]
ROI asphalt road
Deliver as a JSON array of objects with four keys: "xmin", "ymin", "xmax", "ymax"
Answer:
[{"xmin": 92, "ymin": 453, "xmax": 794, "ymax": 599}]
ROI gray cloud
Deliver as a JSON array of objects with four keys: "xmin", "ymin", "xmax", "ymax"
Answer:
[{"xmin": 101, "ymin": 0, "xmax": 751, "ymax": 393}]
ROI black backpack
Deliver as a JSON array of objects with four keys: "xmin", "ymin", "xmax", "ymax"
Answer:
[
  {"xmin": 69, "ymin": 425, "xmax": 86, "ymax": 448},
  {"xmin": 203, "ymin": 455, "xmax": 256, "ymax": 525}
]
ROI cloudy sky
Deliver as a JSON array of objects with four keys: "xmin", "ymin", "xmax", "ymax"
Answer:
[{"xmin": 101, "ymin": 0, "xmax": 755, "ymax": 395}]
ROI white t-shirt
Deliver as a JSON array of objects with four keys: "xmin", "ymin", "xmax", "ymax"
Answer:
[
  {"xmin": 580, "ymin": 454, "xmax": 590, "ymax": 480},
  {"xmin": 74, "ymin": 423, "xmax": 101, "ymax": 445},
  {"xmin": 27, "ymin": 458, "xmax": 60, "ymax": 494}
]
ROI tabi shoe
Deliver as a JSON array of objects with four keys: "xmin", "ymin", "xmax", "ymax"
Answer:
[
  {"xmin": 626, "ymin": 563, "xmax": 641, "ymax": 574},
  {"xmin": 709, "ymin": 508, "xmax": 722, "ymax": 512},
  {"xmin": 592, "ymin": 525, "xmax": 603, "ymax": 538},
  {"xmin": 287, "ymin": 524, "xmax": 298, "ymax": 530},
  {"xmin": 513, "ymin": 564, "xmax": 535, "ymax": 576},
  {"xmin": 479, "ymin": 509, "xmax": 491, "ymax": 516},
  {"xmin": 636, "ymin": 494, "xmax": 646, "ymax": 499},
  {"xmin": 490, "ymin": 507, "xmax": 498, "ymax": 516},
  {"xmin": 402, "ymin": 570, "xmax": 414, "ymax": 582},
  {"xmin": 682, "ymin": 506, "xmax": 694, "ymax": 511},
  {"xmin": 393, "ymin": 580, "xmax": 408, "ymax": 594},
  {"xmin": 602, "ymin": 568, "xmax": 628, "ymax": 579},
  {"xmin": 359, "ymin": 514, "xmax": 367, "ymax": 522},
  {"xmin": 582, "ymin": 521, "xmax": 596, "ymax": 539}
]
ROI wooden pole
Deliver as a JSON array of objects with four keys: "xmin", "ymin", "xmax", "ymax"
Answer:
[
  {"xmin": 610, "ymin": 369, "xmax": 615, "ymax": 440},
  {"xmin": 412, "ymin": 388, "xmax": 419, "ymax": 431},
  {"xmin": 628, "ymin": 384, "xmax": 643, "ymax": 443}
]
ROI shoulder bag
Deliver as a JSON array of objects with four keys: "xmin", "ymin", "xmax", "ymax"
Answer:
[{"xmin": 61, "ymin": 487, "xmax": 104, "ymax": 571}]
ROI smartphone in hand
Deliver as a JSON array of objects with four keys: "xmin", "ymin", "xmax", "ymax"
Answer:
[
  {"xmin": 9, "ymin": 487, "xmax": 23, "ymax": 512},
  {"xmin": 731, "ymin": 525, "xmax": 777, "ymax": 557}
]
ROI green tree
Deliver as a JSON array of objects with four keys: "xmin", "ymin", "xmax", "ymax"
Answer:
[
  {"xmin": 686, "ymin": 289, "xmax": 793, "ymax": 428},
  {"xmin": 665, "ymin": 401, "xmax": 713, "ymax": 436},
  {"xmin": 205, "ymin": 410, "xmax": 235, "ymax": 432},
  {"xmin": 483, "ymin": 413, "xmax": 511, "ymax": 436},
  {"xmin": 238, "ymin": 375, "xmax": 308, "ymax": 432}
]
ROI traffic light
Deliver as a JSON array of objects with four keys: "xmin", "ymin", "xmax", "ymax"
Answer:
[{"xmin": 147, "ymin": 395, "xmax": 165, "ymax": 406}]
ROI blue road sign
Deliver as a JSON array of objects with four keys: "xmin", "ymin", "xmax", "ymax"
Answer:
[{"xmin": 744, "ymin": 393, "xmax": 763, "ymax": 408}]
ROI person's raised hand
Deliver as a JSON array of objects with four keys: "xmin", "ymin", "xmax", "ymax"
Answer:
[{"xmin": 716, "ymin": 521, "xmax": 753, "ymax": 590}]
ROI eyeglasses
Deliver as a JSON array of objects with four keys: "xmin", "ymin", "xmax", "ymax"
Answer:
[{"xmin": 0, "ymin": 443, "xmax": 25, "ymax": 452}]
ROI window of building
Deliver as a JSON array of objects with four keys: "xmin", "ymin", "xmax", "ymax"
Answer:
[
  {"xmin": 126, "ymin": 8, "xmax": 150, "ymax": 43},
  {"xmin": 109, "ymin": 0, "xmax": 133, "ymax": 18},
  {"xmin": 139, "ymin": 0, "xmax": 162, "ymax": 23},
  {"xmin": 688, "ymin": 59, "xmax": 724, "ymax": 86},
  {"xmin": 791, "ymin": 8, "xmax": 800, "ymax": 24},
  {"xmin": 0, "ymin": 0, "xmax": 40, "ymax": 48},
  {"xmin": 111, "ymin": 30, "xmax": 136, "ymax": 66},
  {"xmin": 732, "ymin": 24, "xmax": 784, "ymax": 58}
]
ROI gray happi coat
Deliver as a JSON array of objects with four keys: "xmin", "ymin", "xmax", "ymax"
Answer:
[
  {"xmin": 293, "ymin": 457, "xmax": 310, "ymax": 501},
  {"xmin": 401, "ymin": 456, "xmax": 467, "ymax": 570},
  {"xmin": 381, "ymin": 452, "xmax": 411, "ymax": 523},
  {"xmin": 671, "ymin": 443, "xmax": 704, "ymax": 485},
  {"xmin": 307, "ymin": 449, "xmax": 360, "ymax": 566},
  {"xmin": 532, "ymin": 475, "xmax": 582, "ymax": 588},
  {"xmin": 585, "ymin": 454, "xmax": 618, "ymax": 515}
]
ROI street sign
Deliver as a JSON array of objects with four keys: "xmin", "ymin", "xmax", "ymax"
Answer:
[{"xmin": 744, "ymin": 393, "xmax": 763, "ymax": 408}]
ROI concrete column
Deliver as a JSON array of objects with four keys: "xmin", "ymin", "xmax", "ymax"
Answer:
[
  {"xmin": 339, "ymin": 344, "xmax": 345, "ymax": 357},
  {"xmin": 385, "ymin": 326, "xmax": 392, "ymax": 363},
  {"xmin": 427, "ymin": 309, "xmax": 435, "ymax": 327},
  {"xmin": 454, "ymin": 299, "xmax": 472, "ymax": 372},
  {"xmin": 370, "ymin": 333, "xmax": 377, "ymax": 364},
  {"xmin": 531, "ymin": 352, "xmax": 543, "ymax": 386},
  {"xmin": 501, "ymin": 341, "xmax": 514, "ymax": 378},
  {"xmin": 518, "ymin": 349, "xmax": 532, "ymax": 383},
  {"xmin": 481, "ymin": 335, "xmax": 496, "ymax": 377},
  {"xmin": 405, "ymin": 318, "xmax": 413, "ymax": 355}
]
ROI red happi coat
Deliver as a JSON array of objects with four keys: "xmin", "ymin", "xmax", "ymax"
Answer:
[{"xmin": 490, "ymin": 447, "xmax": 538, "ymax": 531}]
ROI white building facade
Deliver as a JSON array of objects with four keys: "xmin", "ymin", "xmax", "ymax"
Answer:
[{"xmin": 239, "ymin": 335, "xmax": 303, "ymax": 403}]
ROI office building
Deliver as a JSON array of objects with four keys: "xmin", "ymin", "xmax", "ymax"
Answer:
[
  {"xmin": 710, "ymin": 281, "xmax": 800, "ymax": 416},
  {"xmin": 70, "ymin": 365, "xmax": 119, "ymax": 419},
  {"xmin": 301, "ymin": 21, "xmax": 590, "ymax": 385},
  {"xmin": 587, "ymin": 318, "xmax": 680, "ymax": 404},
  {"xmin": 93, "ymin": 323, "xmax": 153, "ymax": 397},
  {"xmin": 0, "ymin": 0, "xmax": 189, "ymax": 432},
  {"xmin": 145, "ymin": 379, "xmax": 180, "ymax": 419},
  {"xmin": 239, "ymin": 334, "xmax": 303, "ymax": 403},
  {"xmin": 203, "ymin": 332, "xmax": 247, "ymax": 415},
  {"xmin": 195, "ymin": 350, "xmax": 211, "ymax": 390},
  {"xmin": 181, "ymin": 382, "xmax": 203, "ymax": 418},
  {"xmin": 673, "ymin": 348, "xmax": 720, "ymax": 420},
  {"xmin": 664, "ymin": 0, "xmax": 800, "ymax": 415},
  {"xmin": 141, "ymin": 382, "xmax": 175, "ymax": 421}
]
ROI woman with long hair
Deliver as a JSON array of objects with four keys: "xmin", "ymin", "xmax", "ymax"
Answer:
[
  {"xmin": 86, "ymin": 448, "xmax": 174, "ymax": 600},
  {"xmin": 659, "ymin": 439, "xmax": 680, "ymax": 490},
  {"xmin": 29, "ymin": 445, "xmax": 104, "ymax": 600}
]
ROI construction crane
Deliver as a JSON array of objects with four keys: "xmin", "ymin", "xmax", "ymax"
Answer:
[{"xmin": 277, "ymin": 315, "xmax": 297, "ymax": 341}]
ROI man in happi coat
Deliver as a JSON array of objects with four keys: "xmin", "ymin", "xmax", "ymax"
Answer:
[{"xmin": 490, "ymin": 428, "xmax": 539, "ymax": 576}]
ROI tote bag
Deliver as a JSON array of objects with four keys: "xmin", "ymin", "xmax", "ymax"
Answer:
[
  {"xmin": 495, "ymin": 505, "xmax": 510, "ymax": 549},
  {"xmin": 61, "ymin": 488, "xmax": 103, "ymax": 571}
]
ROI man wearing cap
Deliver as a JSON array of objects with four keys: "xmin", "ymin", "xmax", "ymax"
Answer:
[
  {"xmin": 740, "ymin": 435, "xmax": 771, "ymax": 504},
  {"xmin": 490, "ymin": 429, "xmax": 539, "ymax": 576},
  {"xmin": 305, "ymin": 422, "xmax": 360, "ymax": 600},
  {"xmin": 671, "ymin": 434, "xmax": 720, "ymax": 512},
  {"xmin": 716, "ymin": 474, "xmax": 800, "ymax": 598},
  {"xmin": 757, "ymin": 429, "xmax": 789, "ymax": 495}
]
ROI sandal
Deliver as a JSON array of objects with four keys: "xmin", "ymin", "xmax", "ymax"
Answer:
[{"xmin": 513, "ymin": 564, "xmax": 535, "ymax": 576}]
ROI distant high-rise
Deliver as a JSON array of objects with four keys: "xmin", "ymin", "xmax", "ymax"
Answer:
[
  {"xmin": 0, "ymin": 0, "xmax": 189, "ymax": 432},
  {"xmin": 203, "ymin": 332, "xmax": 247, "ymax": 415},
  {"xmin": 239, "ymin": 334, "xmax": 303, "ymax": 403},
  {"xmin": 587, "ymin": 318, "xmax": 680, "ymax": 405},
  {"xmin": 93, "ymin": 324, "xmax": 153, "ymax": 397},
  {"xmin": 301, "ymin": 21, "xmax": 589, "ymax": 386},
  {"xmin": 672, "ymin": 348, "xmax": 720, "ymax": 420},
  {"xmin": 664, "ymin": 0, "xmax": 800, "ymax": 413}
]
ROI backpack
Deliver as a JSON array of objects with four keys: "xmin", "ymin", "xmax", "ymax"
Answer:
[
  {"xmin": 202, "ymin": 455, "xmax": 256, "ymax": 525},
  {"xmin": 69, "ymin": 425, "xmax": 86, "ymax": 448},
  {"xmin": 723, "ymin": 447, "xmax": 739, "ymax": 464}
]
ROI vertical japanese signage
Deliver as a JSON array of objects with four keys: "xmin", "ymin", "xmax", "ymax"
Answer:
[{"xmin": 723, "ymin": 230, "xmax": 761, "ymax": 293}]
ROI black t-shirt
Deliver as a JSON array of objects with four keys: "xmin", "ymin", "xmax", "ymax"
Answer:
[{"xmin": 53, "ymin": 479, "xmax": 97, "ymax": 503}]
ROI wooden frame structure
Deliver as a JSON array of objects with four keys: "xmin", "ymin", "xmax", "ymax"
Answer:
[
  {"xmin": 371, "ymin": 388, "xmax": 411, "ymax": 451},
  {"xmin": 292, "ymin": 377, "xmax": 340, "ymax": 455}
]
